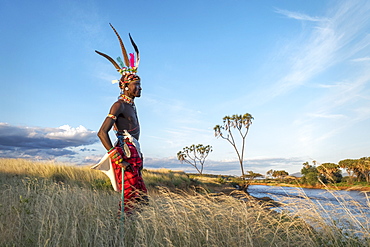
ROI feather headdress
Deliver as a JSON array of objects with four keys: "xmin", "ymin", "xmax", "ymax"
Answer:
[{"xmin": 95, "ymin": 23, "xmax": 140, "ymax": 84}]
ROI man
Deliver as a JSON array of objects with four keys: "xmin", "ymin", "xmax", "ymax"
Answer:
[{"xmin": 94, "ymin": 24, "xmax": 147, "ymax": 212}]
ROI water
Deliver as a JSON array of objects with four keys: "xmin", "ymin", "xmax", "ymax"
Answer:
[
  {"xmin": 248, "ymin": 185, "xmax": 370, "ymax": 235},
  {"xmin": 249, "ymin": 185, "xmax": 369, "ymax": 205}
]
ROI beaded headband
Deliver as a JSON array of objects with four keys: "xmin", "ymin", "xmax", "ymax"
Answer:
[{"xmin": 95, "ymin": 23, "xmax": 140, "ymax": 86}]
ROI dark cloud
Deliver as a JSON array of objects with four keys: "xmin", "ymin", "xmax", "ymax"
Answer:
[
  {"xmin": 80, "ymin": 147, "xmax": 97, "ymax": 152},
  {"xmin": 0, "ymin": 123, "xmax": 98, "ymax": 149},
  {"xmin": 0, "ymin": 148, "xmax": 77, "ymax": 160},
  {"xmin": 80, "ymin": 155, "xmax": 103, "ymax": 165},
  {"xmin": 0, "ymin": 123, "xmax": 98, "ymax": 161}
]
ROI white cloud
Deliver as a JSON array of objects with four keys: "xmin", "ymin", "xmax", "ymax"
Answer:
[
  {"xmin": 351, "ymin": 57, "xmax": 370, "ymax": 62},
  {"xmin": 275, "ymin": 8, "xmax": 327, "ymax": 22},
  {"xmin": 267, "ymin": 1, "xmax": 370, "ymax": 100},
  {"xmin": 46, "ymin": 125, "xmax": 96, "ymax": 143},
  {"xmin": 306, "ymin": 113, "xmax": 345, "ymax": 119}
]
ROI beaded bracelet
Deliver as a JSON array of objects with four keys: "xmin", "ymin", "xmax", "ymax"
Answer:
[{"xmin": 107, "ymin": 114, "xmax": 117, "ymax": 120}]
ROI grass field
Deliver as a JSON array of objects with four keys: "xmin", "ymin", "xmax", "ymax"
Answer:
[{"xmin": 0, "ymin": 158, "xmax": 369, "ymax": 246}]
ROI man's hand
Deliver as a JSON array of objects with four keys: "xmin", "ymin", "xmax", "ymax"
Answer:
[
  {"xmin": 108, "ymin": 147, "xmax": 133, "ymax": 171},
  {"xmin": 108, "ymin": 147, "xmax": 123, "ymax": 165},
  {"xmin": 120, "ymin": 161, "xmax": 133, "ymax": 171}
]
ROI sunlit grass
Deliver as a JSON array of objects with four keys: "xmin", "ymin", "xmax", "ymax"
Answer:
[
  {"xmin": 0, "ymin": 159, "xmax": 198, "ymax": 192},
  {"xmin": 0, "ymin": 158, "xmax": 369, "ymax": 246},
  {"xmin": 142, "ymin": 168, "xmax": 198, "ymax": 192},
  {"xmin": 0, "ymin": 158, "xmax": 107, "ymax": 187},
  {"xmin": 274, "ymin": 185, "xmax": 370, "ymax": 242}
]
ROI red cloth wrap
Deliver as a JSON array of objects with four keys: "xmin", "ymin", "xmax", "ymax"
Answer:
[{"xmin": 111, "ymin": 141, "xmax": 147, "ymax": 211}]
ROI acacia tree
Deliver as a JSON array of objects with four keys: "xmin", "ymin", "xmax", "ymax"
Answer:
[
  {"xmin": 244, "ymin": 171, "xmax": 263, "ymax": 180},
  {"xmin": 357, "ymin": 157, "xmax": 370, "ymax": 183},
  {"xmin": 271, "ymin": 170, "xmax": 289, "ymax": 180},
  {"xmin": 177, "ymin": 144, "xmax": 213, "ymax": 175},
  {"xmin": 214, "ymin": 113, "xmax": 253, "ymax": 179},
  {"xmin": 339, "ymin": 157, "xmax": 370, "ymax": 182},
  {"xmin": 266, "ymin": 169, "xmax": 274, "ymax": 178},
  {"xmin": 338, "ymin": 159, "xmax": 359, "ymax": 183},
  {"xmin": 317, "ymin": 163, "xmax": 342, "ymax": 183}
]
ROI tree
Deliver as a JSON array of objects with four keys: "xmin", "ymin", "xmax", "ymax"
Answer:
[
  {"xmin": 317, "ymin": 163, "xmax": 342, "ymax": 183},
  {"xmin": 266, "ymin": 169, "xmax": 274, "ymax": 178},
  {"xmin": 214, "ymin": 113, "xmax": 253, "ymax": 179},
  {"xmin": 301, "ymin": 162, "xmax": 319, "ymax": 186},
  {"xmin": 357, "ymin": 157, "xmax": 370, "ymax": 183},
  {"xmin": 177, "ymin": 144, "xmax": 213, "ymax": 175},
  {"xmin": 271, "ymin": 170, "xmax": 289, "ymax": 180},
  {"xmin": 338, "ymin": 159, "xmax": 359, "ymax": 183},
  {"xmin": 339, "ymin": 157, "xmax": 370, "ymax": 182},
  {"xmin": 244, "ymin": 171, "xmax": 264, "ymax": 180}
]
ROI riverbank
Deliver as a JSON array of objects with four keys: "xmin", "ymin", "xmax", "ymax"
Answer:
[
  {"xmin": 189, "ymin": 173, "xmax": 370, "ymax": 192},
  {"xmin": 250, "ymin": 182, "xmax": 370, "ymax": 192}
]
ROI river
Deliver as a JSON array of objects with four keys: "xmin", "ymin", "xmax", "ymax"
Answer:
[{"xmin": 248, "ymin": 185, "xmax": 370, "ymax": 236}]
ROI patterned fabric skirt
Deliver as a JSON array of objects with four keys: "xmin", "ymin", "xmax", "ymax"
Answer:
[{"xmin": 111, "ymin": 141, "xmax": 147, "ymax": 212}]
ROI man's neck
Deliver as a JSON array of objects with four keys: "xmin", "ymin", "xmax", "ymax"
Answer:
[
  {"xmin": 123, "ymin": 91, "xmax": 135, "ymax": 98},
  {"xmin": 119, "ymin": 94, "xmax": 134, "ymax": 105}
]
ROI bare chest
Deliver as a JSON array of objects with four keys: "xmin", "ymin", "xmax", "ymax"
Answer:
[{"xmin": 115, "ymin": 103, "xmax": 140, "ymax": 137}]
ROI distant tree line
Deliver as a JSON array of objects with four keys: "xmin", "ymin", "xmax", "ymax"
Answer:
[
  {"xmin": 236, "ymin": 157, "xmax": 370, "ymax": 187},
  {"xmin": 301, "ymin": 157, "xmax": 370, "ymax": 186}
]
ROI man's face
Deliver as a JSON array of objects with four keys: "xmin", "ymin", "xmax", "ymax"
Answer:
[{"xmin": 127, "ymin": 80, "xmax": 142, "ymax": 98}]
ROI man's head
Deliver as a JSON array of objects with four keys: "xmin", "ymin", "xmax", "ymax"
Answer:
[
  {"xmin": 119, "ymin": 73, "xmax": 140, "ymax": 87},
  {"xmin": 120, "ymin": 74, "xmax": 141, "ymax": 98}
]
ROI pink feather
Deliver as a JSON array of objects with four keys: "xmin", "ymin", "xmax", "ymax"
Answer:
[{"xmin": 129, "ymin": 53, "xmax": 135, "ymax": 67}]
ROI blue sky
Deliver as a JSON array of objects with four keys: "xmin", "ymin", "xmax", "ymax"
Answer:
[{"xmin": 1, "ymin": 0, "xmax": 370, "ymax": 176}]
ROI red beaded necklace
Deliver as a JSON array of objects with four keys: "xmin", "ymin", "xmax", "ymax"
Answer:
[{"xmin": 118, "ymin": 94, "xmax": 134, "ymax": 105}]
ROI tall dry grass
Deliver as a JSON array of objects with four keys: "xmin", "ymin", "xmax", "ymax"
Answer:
[
  {"xmin": 272, "ymin": 185, "xmax": 370, "ymax": 244},
  {"xmin": 0, "ymin": 158, "xmax": 369, "ymax": 246},
  {"xmin": 0, "ymin": 158, "xmax": 108, "ymax": 188}
]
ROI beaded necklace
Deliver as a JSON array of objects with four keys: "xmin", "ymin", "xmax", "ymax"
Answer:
[{"xmin": 118, "ymin": 94, "xmax": 134, "ymax": 105}]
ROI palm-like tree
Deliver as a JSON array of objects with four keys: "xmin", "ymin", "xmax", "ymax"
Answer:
[
  {"xmin": 214, "ymin": 113, "xmax": 253, "ymax": 179},
  {"xmin": 317, "ymin": 163, "xmax": 341, "ymax": 183},
  {"xmin": 339, "ymin": 157, "xmax": 370, "ymax": 182},
  {"xmin": 177, "ymin": 144, "xmax": 213, "ymax": 175},
  {"xmin": 356, "ymin": 157, "xmax": 370, "ymax": 183},
  {"xmin": 339, "ymin": 159, "xmax": 358, "ymax": 183}
]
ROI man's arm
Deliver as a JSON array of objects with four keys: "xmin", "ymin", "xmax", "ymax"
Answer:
[
  {"xmin": 97, "ymin": 101, "xmax": 122, "ymax": 151},
  {"xmin": 98, "ymin": 101, "xmax": 132, "ymax": 170}
]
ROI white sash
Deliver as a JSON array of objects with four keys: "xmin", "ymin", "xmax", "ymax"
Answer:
[{"xmin": 91, "ymin": 130, "xmax": 141, "ymax": 192}]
